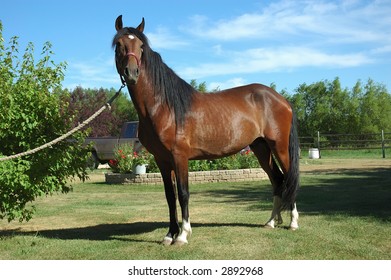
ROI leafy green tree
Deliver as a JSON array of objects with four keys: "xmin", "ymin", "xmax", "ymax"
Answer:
[
  {"xmin": 190, "ymin": 79, "xmax": 220, "ymax": 93},
  {"xmin": 359, "ymin": 79, "xmax": 391, "ymax": 134},
  {"xmin": 59, "ymin": 87, "xmax": 137, "ymax": 136},
  {"xmin": 289, "ymin": 77, "xmax": 391, "ymax": 139},
  {"xmin": 0, "ymin": 23, "xmax": 89, "ymax": 222},
  {"xmin": 290, "ymin": 80, "xmax": 331, "ymax": 136},
  {"xmin": 190, "ymin": 79, "xmax": 208, "ymax": 92},
  {"xmin": 345, "ymin": 80, "xmax": 363, "ymax": 134}
]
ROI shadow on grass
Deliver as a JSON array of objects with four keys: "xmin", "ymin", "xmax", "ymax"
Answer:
[
  {"xmin": 1, "ymin": 167, "xmax": 389, "ymax": 242},
  {"xmin": 202, "ymin": 167, "xmax": 391, "ymax": 221},
  {"xmin": 0, "ymin": 221, "xmax": 260, "ymax": 242},
  {"xmin": 298, "ymin": 167, "xmax": 391, "ymax": 221}
]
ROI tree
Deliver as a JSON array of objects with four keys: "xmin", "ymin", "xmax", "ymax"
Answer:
[
  {"xmin": 359, "ymin": 79, "xmax": 391, "ymax": 134},
  {"xmin": 190, "ymin": 79, "xmax": 208, "ymax": 92},
  {"xmin": 190, "ymin": 79, "xmax": 220, "ymax": 93},
  {"xmin": 288, "ymin": 77, "xmax": 391, "ymax": 139},
  {"xmin": 59, "ymin": 87, "xmax": 137, "ymax": 137},
  {"xmin": 0, "ymin": 23, "xmax": 89, "ymax": 222}
]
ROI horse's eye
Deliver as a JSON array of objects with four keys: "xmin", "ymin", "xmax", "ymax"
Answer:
[{"xmin": 116, "ymin": 44, "xmax": 127, "ymax": 55}]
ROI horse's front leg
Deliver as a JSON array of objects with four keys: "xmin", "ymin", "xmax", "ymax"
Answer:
[
  {"xmin": 172, "ymin": 157, "xmax": 192, "ymax": 246},
  {"xmin": 158, "ymin": 161, "xmax": 180, "ymax": 245}
]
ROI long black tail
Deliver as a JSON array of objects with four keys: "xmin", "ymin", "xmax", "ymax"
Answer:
[{"xmin": 282, "ymin": 110, "xmax": 300, "ymax": 210}]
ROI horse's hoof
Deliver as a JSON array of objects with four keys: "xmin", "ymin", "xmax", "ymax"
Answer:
[
  {"xmin": 161, "ymin": 237, "xmax": 174, "ymax": 246},
  {"xmin": 288, "ymin": 226, "xmax": 299, "ymax": 231},
  {"xmin": 173, "ymin": 241, "xmax": 187, "ymax": 246},
  {"xmin": 172, "ymin": 239, "xmax": 188, "ymax": 246},
  {"xmin": 263, "ymin": 223, "xmax": 275, "ymax": 229}
]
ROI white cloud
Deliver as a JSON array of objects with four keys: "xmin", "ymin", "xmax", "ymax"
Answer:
[
  {"xmin": 63, "ymin": 56, "xmax": 119, "ymax": 89},
  {"xmin": 146, "ymin": 27, "xmax": 189, "ymax": 50},
  {"xmin": 185, "ymin": 0, "xmax": 391, "ymax": 45},
  {"xmin": 370, "ymin": 45, "xmax": 391, "ymax": 55},
  {"xmin": 178, "ymin": 46, "xmax": 373, "ymax": 79},
  {"xmin": 208, "ymin": 78, "xmax": 247, "ymax": 91},
  {"xmin": 174, "ymin": 0, "xmax": 389, "ymax": 81},
  {"xmin": 212, "ymin": 44, "xmax": 223, "ymax": 55}
]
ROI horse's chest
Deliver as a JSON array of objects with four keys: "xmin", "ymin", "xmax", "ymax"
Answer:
[{"xmin": 138, "ymin": 125, "xmax": 175, "ymax": 156}]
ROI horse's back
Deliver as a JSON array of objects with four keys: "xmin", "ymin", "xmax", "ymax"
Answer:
[
  {"xmin": 205, "ymin": 83, "xmax": 292, "ymax": 125},
  {"xmin": 214, "ymin": 83, "xmax": 290, "ymax": 107},
  {"xmin": 186, "ymin": 83, "xmax": 292, "ymax": 159}
]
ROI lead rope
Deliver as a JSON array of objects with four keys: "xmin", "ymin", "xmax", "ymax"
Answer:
[{"xmin": 0, "ymin": 84, "xmax": 126, "ymax": 162}]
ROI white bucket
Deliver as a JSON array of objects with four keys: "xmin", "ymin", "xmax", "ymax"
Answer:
[
  {"xmin": 308, "ymin": 148, "xmax": 320, "ymax": 159},
  {"xmin": 133, "ymin": 164, "xmax": 147, "ymax": 175}
]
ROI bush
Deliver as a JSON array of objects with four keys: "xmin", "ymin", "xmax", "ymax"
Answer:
[
  {"xmin": 192, "ymin": 150, "xmax": 259, "ymax": 171},
  {"xmin": 109, "ymin": 143, "xmax": 151, "ymax": 173},
  {"xmin": 110, "ymin": 147, "xmax": 260, "ymax": 174},
  {"xmin": 109, "ymin": 145, "xmax": 260, "ymax": 174},
  {"xmin": 0, "ymin": 23, "xmax": 89, "ymax": 222}
]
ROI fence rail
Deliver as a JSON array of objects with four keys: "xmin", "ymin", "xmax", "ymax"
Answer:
[{"xmin": 299, "ymin": 130, "xmax": 391, "ymax": 158}]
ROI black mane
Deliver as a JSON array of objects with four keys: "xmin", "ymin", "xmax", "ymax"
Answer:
[{"xmin": 113, "ymin": 27, "xmax": 195, "ymax": 127}]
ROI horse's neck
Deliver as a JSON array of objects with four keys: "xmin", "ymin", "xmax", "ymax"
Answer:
[{"xmin": 127, "ymin": 77, "xmax": 171, "ymax": 124}]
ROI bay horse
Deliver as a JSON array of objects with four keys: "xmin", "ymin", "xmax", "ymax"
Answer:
[{"xmin": 113, "ymin": 16, "xmax": 300, "ymax": 245}]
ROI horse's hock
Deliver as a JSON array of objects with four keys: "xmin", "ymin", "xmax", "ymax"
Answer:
[{"xmin": 105, "ymin": 168, "xmax": 268, "ymax": 185}]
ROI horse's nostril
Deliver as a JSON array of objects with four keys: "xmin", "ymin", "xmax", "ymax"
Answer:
[{"xmin": 124, "ymin": 67, "xmax": 130, "ymax": 77}]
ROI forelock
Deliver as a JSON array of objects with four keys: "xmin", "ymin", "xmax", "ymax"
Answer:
[{"xmin": 112, "ymin": 27, "xmax": 148, "ymax": 48}]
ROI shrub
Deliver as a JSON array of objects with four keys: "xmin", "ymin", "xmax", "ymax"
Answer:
[
  {"xmin": 111, "ymin": 147, "xmax": 260, "ymax": 174},
  {"xmin": 110, "ymin": 144, "xmax": 150, "ymax": 173},
  {"xmin": 237, "ymin": 149, "xmax": 260, "ymax": 169},
  {"xmin": 0, "ymin": 23, "xmax": 89, "ymax": 222}
]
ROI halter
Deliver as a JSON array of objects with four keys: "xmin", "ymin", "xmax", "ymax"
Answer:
[
  {"xmin": 118, "ymin": 52, "xmax": 142, "ymax": 86},
  {"xmin": 126, "ymin": 52, "xmax": 142, "ymax": 68}
]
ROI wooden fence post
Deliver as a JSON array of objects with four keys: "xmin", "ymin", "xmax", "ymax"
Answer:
[
  {"xmin": 381, "ymin": 130, "xmax": 385, "ymax": 158},
  {"xmin": 317, "ymin": 131, "xmax": 321, "ymax": 158}
]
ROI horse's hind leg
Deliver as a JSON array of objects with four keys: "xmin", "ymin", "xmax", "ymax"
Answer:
[
  {"xmin": 270, "ymin": 138, "xmax": 299, "ymax": 230},
  {"xmin": 250, "ymin": 139, "xmax": 284, "ymax": 228}
]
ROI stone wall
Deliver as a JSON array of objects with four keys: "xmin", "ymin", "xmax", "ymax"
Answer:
[{"xmin": 105, "ymin": 168, "xmax": 268, "ymax": 185}]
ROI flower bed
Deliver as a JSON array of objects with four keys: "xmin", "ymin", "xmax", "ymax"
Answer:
[
  {"xmin": 109, "ymin": 145, "xmax": 260, "ymax": 173},
  {"xmin": 109, "ymin": 143, "xmax": 149, "ymax": 174},
  {"xmin": 105, "ymin": 168, "xmax": 267, "ymax": 185},
  {"xmin": 106, "ymin": 145, "xmax": 267, "ymax": 184}
]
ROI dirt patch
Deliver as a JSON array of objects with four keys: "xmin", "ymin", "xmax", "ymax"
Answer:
[{"xmin": 300, "ymin": 158, "xmax": 391, "ymax": 173}]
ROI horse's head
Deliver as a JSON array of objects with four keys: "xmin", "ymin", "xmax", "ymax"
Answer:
[{"xmin": 113, "ymin": 15, "xmax": 145, "ymax": 85}]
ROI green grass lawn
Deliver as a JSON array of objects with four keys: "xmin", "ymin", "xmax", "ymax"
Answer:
[
  {"xmin": 0, "ymin": 158, "xmax": 390, "ymax": 259},
  {"xmin": 315, "ymin": 148, "xmax": 389, "ymax": 159}
]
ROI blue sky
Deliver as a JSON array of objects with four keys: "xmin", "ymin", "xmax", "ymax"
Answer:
[{"xmin": 1, "ymin": 0, "xmax": 390, "ymax": 94}]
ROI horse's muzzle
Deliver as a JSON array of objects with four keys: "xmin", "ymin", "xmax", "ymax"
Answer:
[{"xmin": 124, "ymin": 66, "xmax": 139, "ymax": 85}]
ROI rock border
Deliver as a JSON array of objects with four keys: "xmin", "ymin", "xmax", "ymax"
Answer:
[{"xmin": 105, "ymin": 168, "xmax": 268, "ymax": 185}]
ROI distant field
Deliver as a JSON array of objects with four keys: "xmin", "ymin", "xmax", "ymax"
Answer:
[
  {"xmin": 308, "ymin": 148, "xmax": 389, "ymax": 159},
  {"xmin": 0, "ymin": 158, "xmax": 390, "ymax": 260}
]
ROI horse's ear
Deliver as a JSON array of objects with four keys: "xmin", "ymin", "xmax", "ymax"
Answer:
[
  {"xmin": 137, "ymin": 17, "xmax": 145, "ymax": 33},
  {"xmin": 115, "ymin": 15, "xmax": 123, "ymax": 31}
]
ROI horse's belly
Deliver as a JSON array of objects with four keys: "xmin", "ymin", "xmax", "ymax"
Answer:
[{"xmin": 189, "ymin": 123, "xmax": 260, "ymax": 159}]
